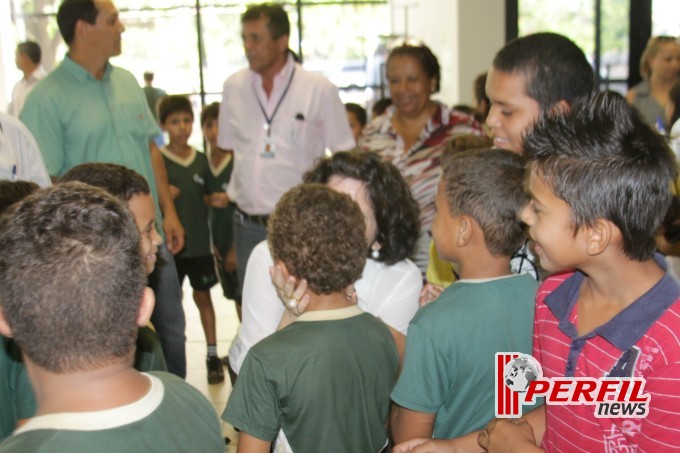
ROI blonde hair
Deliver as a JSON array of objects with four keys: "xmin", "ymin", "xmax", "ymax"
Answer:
[{"xmin": 639, "ymin": 36, "xmax": 679, "ymax": 79}]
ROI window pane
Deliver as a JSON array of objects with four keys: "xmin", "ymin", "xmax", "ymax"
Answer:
[
  {"xmin": 519, "ymin": 0, "xmax": 595, "ymax": 62},
  {"xmin": 599, "ymin": 0, "xmax": 629, "ymax": 93},
  {"xmin": 652, "ymin": 0, "xmax": 680, "ymax": 36},
  {"xmin": 300, "ymin": 3, "xmax": 389, "ymax": 105}
]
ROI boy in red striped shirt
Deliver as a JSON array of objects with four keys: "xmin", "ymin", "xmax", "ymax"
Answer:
[{"xmin": 480, "ymin": 91, "xmax": 680, "ymax": 451}]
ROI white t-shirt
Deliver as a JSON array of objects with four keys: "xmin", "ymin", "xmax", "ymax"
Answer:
[{"xmin": 228, "ymin": 240, "xmax": 422, "ymax": 373}]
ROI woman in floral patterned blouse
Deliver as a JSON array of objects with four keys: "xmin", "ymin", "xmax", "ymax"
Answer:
[{"xmin": 360, "ymin": 42, "xmax": 482, "ymax": 274}]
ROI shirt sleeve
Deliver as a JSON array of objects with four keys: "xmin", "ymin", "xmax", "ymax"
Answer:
[
  {"xmin": 391, "ymin": 321, "xmax": 450, "ymax": 413},
  {"xmin": 14, "ymin": 120, "xmax": 51, "ymax": 187},
  {"xmin": 217, "ymin": 80, "xmax": 234, "ymax": 151},
  {"xmin": 637, "ymin": 359, "xmax": 680, "ymax": 449},
  {"xmin": 365, "ymin": 261, "xmax": 421, "ymax": 335},
  {"xmin": 221, "ymin": 351, "xmax": 281, "ymax": 442}
]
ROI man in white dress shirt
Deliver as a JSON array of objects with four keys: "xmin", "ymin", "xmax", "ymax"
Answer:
[
  {"xmin": 8, "ymin": 42, "xmax": 47, "ymax": 118},
  {"xmin": 218, "ymin": 3, "xmax": 355, "ymax": 293}
]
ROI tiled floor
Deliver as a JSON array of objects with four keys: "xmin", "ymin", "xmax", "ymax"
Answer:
[{"xmin": 181, "ymin": 282, "xmax": 241, "ymax": 452}]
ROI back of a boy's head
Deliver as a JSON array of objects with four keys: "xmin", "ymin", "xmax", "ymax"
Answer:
[
  {"xmin": 524, "ymin": 90, "xmax": 676, "ymax": 261},
  {"xmin": 268, "ymin": 183, "xmax": 366, "ymax": 295},
  {"xmin": 60, "ymin": 162, "xmax": 150, "ymax": 203},
  {"xmin": 158, "ymin": 95, "xmax": 193, "ymax": 124},
  {"xmin": 200, "ymin": 102, "xmax": 220, "ymax": 128},
  {"xmin": 442, "ymin": 148, "xmax": 528, "ymax": 257},
  {"xmin": 493, "ymin": 32, "xmax": 594, "ymax": 111},
  {"xmin": 0, "ymin": 180, "xmax": 40, "ymax": 215},
  {"xmin": 0, "ymin": 183, "xmax": 145, "ymax": 373}
]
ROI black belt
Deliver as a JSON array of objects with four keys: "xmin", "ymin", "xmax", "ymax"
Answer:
[{"xmin": 236, "ymin": 207, "xmax": 269, "ymax": 225}]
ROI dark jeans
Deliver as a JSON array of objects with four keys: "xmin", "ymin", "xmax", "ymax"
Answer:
[
  {"xmin": 233, "ymin": 210, "xmax": 268, "ymax": 293},
  {"xmin": 148, "ymin": 244, "xmax": 187, "ymax": 378}
]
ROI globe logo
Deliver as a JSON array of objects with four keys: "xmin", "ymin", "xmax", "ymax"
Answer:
[{"xmin": 504, "ymin": 355, "xmax": 541, "ymax": 393}]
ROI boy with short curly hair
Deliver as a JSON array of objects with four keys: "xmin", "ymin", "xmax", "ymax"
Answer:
[{"xmin": 222, "ymin": 183, "xmax": 399, "ymax": 452}]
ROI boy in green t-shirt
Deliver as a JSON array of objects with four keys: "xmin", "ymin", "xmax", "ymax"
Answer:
[
  {"xmin": 0, "ymin": 184, "xmax": 223, "ymax": 452},
  {"xmin": 391, "ymin": 149, "xmax": 538, "ymax": 442},
  {"xmin": 223, "ymin": 184, "xmax": 399, "ymax": 452},
  {"xmin": 158, "ymin": 95, "xmax": 223, "ymax": 384},
  {"xmin": 201, "ymin": 102, "xmax": 241, "ymax": 319}
]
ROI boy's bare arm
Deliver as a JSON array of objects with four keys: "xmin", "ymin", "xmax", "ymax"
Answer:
[
  {"xmin": 149, "ymin": 141, "xmax": 185, "ymax": 253},
  {"xmin": 391, "ymin": 404, "xmax": 435, "ymax": 444},
  {"xmin": 236, "ymin": 432, "xmax": 271, "ymax": 453}
]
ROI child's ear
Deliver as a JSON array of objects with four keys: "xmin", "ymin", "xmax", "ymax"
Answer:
[
  {"xmin": 0, "ymin": 308, "xmax": 13, "ymax": 338},
  {"xmin": 456, "ymin": 215, "xmax": 473, "ymax": 247},
  {"xmin": 136, "ymin": 287, "xmax": 156, "ymax": 327},
  {"xmin": 583, "ymin": 219, "xmax": 615, "ymax": 256}
]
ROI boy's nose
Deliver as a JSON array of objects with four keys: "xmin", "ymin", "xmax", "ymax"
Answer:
[{"xmin": 519, "ymin": 203, "xmax": 532, "ymax": 226}]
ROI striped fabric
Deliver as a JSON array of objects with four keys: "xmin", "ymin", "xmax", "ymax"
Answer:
[
  {"xmin": 359, "ymin": 103, "xmax": 481, "ymax": 274},
  {"xmin": 534, "ymin": 270, "xmax": 680, "ymax": 452}
]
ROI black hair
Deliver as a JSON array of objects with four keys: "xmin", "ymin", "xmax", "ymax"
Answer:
[
  {"xmin": 57, "ymin": 0, "xmax": 99, "ymax": 45},
  {"xmin": 345, "ymin": 103, "xmax": 367, "ymax": 127},
  {"xmin": 242, "ymin": 3, "xmax": 290, "ymax": 40},
  {"xmin": 158, "ymin": 95, "xmax": 194, "ymax": 125},
  {"xmin": 17, "ymin": 41, "xmax": 41, "ymax": 64},
  {"xmin": 372, "ymin": 98, "xmax": 392, "ymax": 119},
  {"xmin": 60, "ymin": 162, "xmax": 151, "ymax": 203},
  {"xmin": 387, "ymin": 43, "xmax": 441, "ymax": 93},
  {"xmin": 304, "ymin": 151, "xmax": 420, "ymax": 265},
  {"xmin": 0, "ymin": 180, "xmax": 40, "ymax": 215},
  {"xmin": 442, "ymin": 148, "xmax": 528, "ymax": 257},
  {"xmin": 524, "ymin": 91, "xmax": 676, "ymax": 261},
  {"xmin": 493, "ymin": 32, "xmax": 594, "ymax": 111},
  {"xmin": 201, "ymin": 102, "xmax": 220, "ymax": 128}
]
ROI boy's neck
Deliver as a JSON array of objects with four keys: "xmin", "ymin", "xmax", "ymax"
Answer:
[
  {"xmin": 209, "ymin": 147, "xmax": 230, "ymax": 165},
  {"xmin": 166, "ymin": 142, "xmax": 192, "ymax": 158},
  {"xmin": 456, "ymin": 251, "xmax": 512, "ymax": 281},
  {"xmin": 25, "ymin": 358, "xmax": 151, "ymax": 416},
  {"xmin": 579, "ymin": 255, "xmax": 665, "ymax": 308},
  {"xmin": 304, "ymin": 289, "xmax": 355, "ymax": 312}
]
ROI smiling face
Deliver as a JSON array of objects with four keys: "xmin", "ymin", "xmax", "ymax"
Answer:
[
  {"xmin": 326, "ymin": 176, "xmax": 377, "ymax": 247},
  {"xmin": 127, "ymin": 194, "xmax": 162, "ymax": 275},
  {"xmin": 387, "ymin": 54, "xmax": 436, "ymax": 119},
  {"xmin": 485, "ymin": 67, "xmax": 541, "ymax": 154},
  {"xmin": 86, "ymin": 0, "xmax": 125, "ymax": 59},
  {"xmin": 520, "ymin": 167, "xmax": 585, "ymax": 273}
]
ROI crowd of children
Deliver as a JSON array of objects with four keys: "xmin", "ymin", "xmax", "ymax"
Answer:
[{"xmin": 2, "ymin": 22, "xmax": 680, "ymax": 453}]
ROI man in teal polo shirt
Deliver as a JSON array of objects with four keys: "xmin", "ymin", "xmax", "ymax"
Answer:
[{"xmin": 20, "ymin": 0, "xmax": 187, "ymax": 378}]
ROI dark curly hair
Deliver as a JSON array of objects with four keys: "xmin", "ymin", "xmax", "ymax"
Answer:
[
  {"xmin": 269, "ymin": 184, "xmax": 366, "ymax": 295},
  {"xmin": 304, "ymin": 151, "xmax": 420, "ymax": 265}
]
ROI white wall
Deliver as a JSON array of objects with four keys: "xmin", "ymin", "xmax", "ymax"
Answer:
[{"xmin": 391, "ymin": 0, "xmax": 505, "ymax": 107}]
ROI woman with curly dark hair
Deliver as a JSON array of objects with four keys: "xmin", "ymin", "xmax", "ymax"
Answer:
[{"xmin": 226, "ymin": 151, "xmax": 421, "ymax": 381}]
